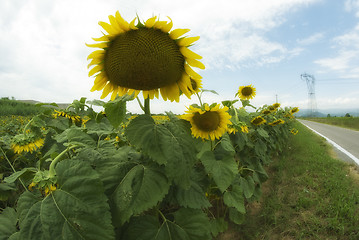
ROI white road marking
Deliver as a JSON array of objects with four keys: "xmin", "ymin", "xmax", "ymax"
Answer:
[{"xmin": 300, "ymin": 122, "xmax": 359, "ymax": 166}]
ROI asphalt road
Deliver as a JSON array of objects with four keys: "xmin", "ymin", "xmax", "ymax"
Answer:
[{"xmin": 298, "ymin": 119, "xmax": 359, "ymax": 165}]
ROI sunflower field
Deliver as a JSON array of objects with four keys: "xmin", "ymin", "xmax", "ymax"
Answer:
[{"xmin": 0, "ymin": 11, "xmax": 299, "ymax": 240}]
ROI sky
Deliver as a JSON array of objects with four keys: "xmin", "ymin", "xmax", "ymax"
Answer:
[{"xmin": 1, "ymin": 0, "xmax": 359, "ymax": 114}]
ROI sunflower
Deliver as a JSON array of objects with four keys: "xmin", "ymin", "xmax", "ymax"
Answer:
[
  {"xmin": 182, "ymin": 104, "xmax": 232, "ymax": 140},
  {"xmin": 268, "ymin": 119, "xmax": 285, "ymax": 126},
  {"xmin": 272, "ymin": 103, "xmax": 281, "ymax": 109},
  {"xmin": 236, "ymin": 85, "xmax": 256, "ymax": 100},
  {"xmin": 241, "ymin": 125, "xmax": 249, "ymax": 133},
  {"xmin": 289, "ymin": 107, "xmax": 299, "ymax": 114},
  {"xmin": 250, "ymin": 116, "xmax": 266, "ymax": 126},
  {"xmin": 261, "ymin": 109, "xmax": 272, "ymax": 115},
  {"xmin": 11, "ymin": 134, "xmax": 44, "ymax": 154},
  {"xmin": 290, "ymin": 128, "xmax": 299, "ymax": 135},
  {"xmin": 87, "ymin": 11, "xmax": 204, "ymax": 102}
]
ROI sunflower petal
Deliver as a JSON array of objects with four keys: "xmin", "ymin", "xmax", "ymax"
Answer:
[
  {"xmin": 186, "ymin": 58, "xmax": 205, "ymax": 69},
  {"xmin": 98, "ymin": 21, "xmax": 117, "ymax": 35},
  {"xmin": 100, "ymin": 83, "xmax": 114, "ymax": 99},
  {"xmin": 177, "ymin": 36, "xmax": 200, "ymax": 46},
  {"xmin": 129, "ymin": 17, "xmax": 138, "ymax": 30},
  {"xmin": 184, "ymin": 64, "xmax": 202, "ymax": 80},
  {"xmin": 180, "ymin": 47, "xmax": 202, "ymax": 59},
  {"xmin": 169, "ymin": 28, "xmax": 190, "ymax": 39},
  {"xmin": 87, "ymin": 58, "xmax": 103, "ymax": 68},
  {"xmin": 161, "ymin": 17, "xmax": 173, "ymax": 33},
  {"xmin": 108, "ymin": 14, "xmax": 123, "ymax": 32},
  {"xmin": 92, "ymin": 35, "xmax": 110, "ymax": 42},
  {"xmin": 85, "ymin": 42, "xmax": 108, "ymax": 49},
  {"xmin": 110, "ymin": 87, "xmax": 118, "ymax": 100},
  {"xmin": 145, "ymin": 16, "xmax": 157, "ymax": 28},
  {"xmin": 88, "ymin": 65, "xmax": 103, "ymax": 77},
  {"xmin": 115, "ymin": 11, "xmax": 130, "ymax": 31},
  {"xmin": 87, "ymin": 50, "xmax": 105, "ymax": 60}
]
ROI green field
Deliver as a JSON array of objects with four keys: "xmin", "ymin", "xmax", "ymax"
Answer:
[
  {"xmin": 224, "ymin": 121, "xmax": 359, "ymax": 239},
  {"xmin": 302, "ymin": 117, "xmax": 359, "ymax": 131}
]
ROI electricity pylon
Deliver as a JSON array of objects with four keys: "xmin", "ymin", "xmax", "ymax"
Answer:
[{"xmin": 301, "ymin": 73, "xmax": 317, "ymax": 117}]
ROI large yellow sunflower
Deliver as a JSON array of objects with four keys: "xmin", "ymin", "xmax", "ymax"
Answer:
[
  {"xmin": 87, "ymin": 11, "xmax": 204, "ymax": 102},
  {"xmin": 182, "ymin": 104, "xmax": 232, "ymax": 140},
  {"xmin": 236, "ymin": 85, "xmax": 256, "ymax": 100}
]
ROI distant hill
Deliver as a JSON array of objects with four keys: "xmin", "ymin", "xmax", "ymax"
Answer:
[{"xmin": 297, "ymin": 109, "xmax": 359, "ymax": 117}]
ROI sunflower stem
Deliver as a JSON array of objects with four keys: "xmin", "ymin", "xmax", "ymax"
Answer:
[
  {"xmin": 48, "ymin": 145, "xmax": 76, "ymax": 178},
  {"xmin": 0, "ymin": 147, "xmax": 28, "ymax": 191},
  {"xmin": 136, "ymin": 97, "xmax": 145, "ymax": 112},
  {"xmin": 196, "ymin": 92, "xmax": 203, "ymax": 107},
  {"xmin": 144, "ymin": 98, "xmax": 151, "ymax": 115}
]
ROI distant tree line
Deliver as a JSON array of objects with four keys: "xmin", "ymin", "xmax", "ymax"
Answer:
[{"xmin": 0, "ymin": 97, "xmax": 45, "ymax": 116}]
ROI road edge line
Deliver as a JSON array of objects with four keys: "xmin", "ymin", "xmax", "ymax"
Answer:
[{"xmin": 300, "ymin": 121, "xmax": 359, "ymax": 166}]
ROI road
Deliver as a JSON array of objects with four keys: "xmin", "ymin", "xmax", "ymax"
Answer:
[{"xmin": 298, "ymin": 119, "xmax": 359, "ymax": 166}]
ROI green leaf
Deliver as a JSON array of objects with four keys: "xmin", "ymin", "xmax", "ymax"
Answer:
[
  {"xmin": 126, "ymin": 115, "xmax": 197, "ymax": 188},
  {"xmin": 0, "ymin": 208, "xmax": 18, "ymax": 240},
  {"xmin": 0, "ymin": 182, "xmax": 16, "ymax": 201},
  {"xmin": 228, "ymin": 207, "xmax": 245, "ymax": 225},
  {"xmin": 111, "ymin": 164, "xmax": 170, "ymax": 226},
  {"xmin": 257, "ymin": 128, "xmax": 269, "ymax": 138},
  {"xmin": 17, "ymin": 160, "xmax": 115, "ymax": 240},
  {"xmin": 4, "ymin": 168, "xmax": 37, "ymax": 184},
  {"xmin": 198, "ymin": 149, "xmax": 237, "ymax": 192},
  {"xmin": 223, "ymin": 185, "xmax": 246, "ymax": 214},
  {"xmin": 174, "ymin": 208, "xmax": 211, "ymax": 240},
  {"xmin": 221, "ymin": 100, "xmax": 239, "ymax": 108},
  {"xmin": 123, "ymin": 208, "xmax": 210, "ymax": 240},
  {"xmin": 55, "ymin": 128, "xmax": 97, "ymax": 147},
  {"xmin": 87, "ymin": 99, "xmax": 106, "ymax": 107},
  {"xmin": 104, "ymin": 97, "xmax": 127, "ymax": 128},
  {"xmin": 86, "ymin": 118, "xmax": 114, "ymax": 136},
  {"xmin": 176, "ymin": 180, "xmax": 211, "ymax": 209},
  {"xmin": 163, "ymin": 120, "xmax": 197, "ymax": 188},
  {"xmin": 241, "ymin": 176, "xmax": 256, "ymax": 199},
  {"xmin": 201, "ymin": 89, "xmax": 219, "ymax": 95},
  {"xmin": 217, "ymin": 133, "xmax": 235, "ymax": 154},
  {"xmin": 210, "ymin": 217, "xmax": 228, "ymax": 237},
  {"xmin": 125, "ymin": 115, "xmax": 170, "ymax": 165}
]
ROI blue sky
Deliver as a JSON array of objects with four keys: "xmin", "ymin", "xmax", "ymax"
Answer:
[{"xmin": 1, "ymin": 0, "xmax": 359, "ymax": 114}]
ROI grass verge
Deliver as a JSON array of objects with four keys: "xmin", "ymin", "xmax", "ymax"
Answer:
[
  {"xmin": 302, "ymin": 117, "xmax": 359, "ymax": 131},
  {"xmin": 234, "ymin": 121, "xmax": 359, "ymax": 239}
]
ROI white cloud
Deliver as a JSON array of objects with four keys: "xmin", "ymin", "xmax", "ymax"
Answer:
[
  {"xmin": 314, "ymin": 23, "xmax": 359, "ymax": 77},
  {"xmin": 297, "ymin": 32, "xmax": 324, "ymax": 45},
  {"xmin": 345, "ymin": 0, "xmax": 359, "ymax": 16}
]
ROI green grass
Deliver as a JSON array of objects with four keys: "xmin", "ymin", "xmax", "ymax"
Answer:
[
  {"xmin": 302, "ymin": 117, "xmax": 359, "ymax": 131},
  {"xmin": 233, "ymin": 121, "xmax": 359, "ymax": 239}
]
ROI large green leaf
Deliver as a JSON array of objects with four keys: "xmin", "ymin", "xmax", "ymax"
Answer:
[
  {"xmin": 223, "ymin": 185, "xmax": 246, "ymax": 214},
  {"xmin": 163, "ymin": 119, "xmax": 197, "ymax": 188},
  {"xmin": 104, "ymin": 96, "xmax": 128, "ymax": 129},
  {"xmin": 0, "ymin": 208, "xmax": 18, "ymax": 240},
  {"xmin": 111, "ymin": 164, "xmax": 170, "ymax": 226},
  {"xmin": 125, "ymin": 115, "xmax": 171, "ymax": 165},
  {"xmin": 126, "ymin": 115, "xmax": 197, "ymax": 188},
  {"xmin": 55, "ymin": 128, "xmax": 96, "ymax": 147},
  {"xmin": 175, "ymin": 180, "xmax": 211, "ymax": 209},
  {"xmin": 240, "ymin": 176, "xmax": 255, "ymax": 199},
  {"xmin": 198, "ymin": 148, "xmax": 237, "ymax": 192},
  {"xmin": 123, "ymin": 208, "xmax": 211, "ymax": 240},
  {"xmin": 4, "ymin": 167, "xmax": 37, "ymax": 183},
  {"xmin": 17, "ymin": 159, "xmax": 115, "ymax": 240}
]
